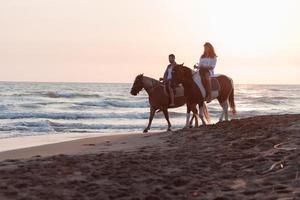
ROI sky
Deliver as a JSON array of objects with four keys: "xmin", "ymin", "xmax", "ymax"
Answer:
[{"xmin": 0, "ymin": 0, "xmax": 299, "ymax": 84}]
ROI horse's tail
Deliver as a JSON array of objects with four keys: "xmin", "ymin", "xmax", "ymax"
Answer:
[
  {"xmin": 203, "ymin": 102, "xmax": 211, "ymax": 124},
  {"xmin": 229, "ymin": 85, "xmax": 237, "ymax": 115}
]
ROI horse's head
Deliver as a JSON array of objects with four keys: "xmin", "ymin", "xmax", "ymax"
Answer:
[
  {"xmin": 172, "ymin": 64, "xmax": 189, "ymax": 85},
  {"xmin": 130, "ymin": 74, "xmax": 144, "ymax": 96}
]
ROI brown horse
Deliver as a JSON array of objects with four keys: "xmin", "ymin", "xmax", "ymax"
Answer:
[
  {"xmin": 130, "ymin": 74, "xmax": 186, "ymax": 133},
  {"xmin": 172, "ymin": 65, "xmax": 236, "ymax": 126}
]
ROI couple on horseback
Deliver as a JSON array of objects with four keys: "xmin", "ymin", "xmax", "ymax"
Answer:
[
  {"xmin": 161, "ymin": 42, "xmax": 216, "ymax": 105},
  {"xmin": 130, "ymin": 42, "xmax": 235, "ymax": 132}
]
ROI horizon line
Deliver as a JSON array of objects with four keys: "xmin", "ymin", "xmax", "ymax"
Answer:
[{"xmin": 0, "ymin": 80, "xmax": 299, "ymax": 86}]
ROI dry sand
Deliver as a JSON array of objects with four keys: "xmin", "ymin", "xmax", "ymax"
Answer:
[{"xmin": 0, "ymin": 114, "xmax": 299, "ymax": 200}]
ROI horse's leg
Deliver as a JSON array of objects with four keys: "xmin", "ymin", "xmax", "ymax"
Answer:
[
  {"xmin": 224, "ymin": 100, "xmax": 229, "ymax": 121},
  {"xmin": 219, "ymin": 100, "xmax": 229, "ymax": 122},
  {"xmin": 189, "ymin": 106, "xmax": 199, "ymax": 127},
  {"xmin": 162, "ymin": 109, "xmax": 172, "ymax": 131},
  {"xmin": 144, "ymin": 107, "xmax": 155, "ymax": 133},
  {"xmin": 219, "ymin": 102, "xmax": 224, "ymax": 122},
  {"xmin": 184, "ymin": 106, "xmax": 191, "ymax": 128},
  {"xmin": 191, "ymin": 106, "xmax": 199, "ymax": 127},
  {"xmin": 189, "ymin": 115, "xmax": 194, "ymax": 128},
  {"xmin": 198, "ymin": 103, "xmax": 207, "ymax": 125}
]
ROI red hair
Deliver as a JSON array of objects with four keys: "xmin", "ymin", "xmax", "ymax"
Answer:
[{"xmin": 201, "ymin": 42, "xmax": 217, "ymax": 58}]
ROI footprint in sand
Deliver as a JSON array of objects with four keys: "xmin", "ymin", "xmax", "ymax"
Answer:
[{"xmin": 83, "ymin": 144, "xmax": 96, "ymax": 146}]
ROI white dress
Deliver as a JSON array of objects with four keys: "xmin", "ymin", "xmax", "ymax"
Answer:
[{"xmin": 197, "ymin": 57, "xmax": 217, "ymax": 76}]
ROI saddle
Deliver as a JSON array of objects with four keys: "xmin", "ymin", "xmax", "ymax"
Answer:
[
  {"xmin": 192, "ymin": 71, "xmax": 220, "ymax": 100},
  {"xmin": 209, "ymin": 77, "xmax": 220, "ymax": 90},
  {"xmin": 207, "ymin": 77, "xmax": 220, "ymax": 99},
  {"xmin": 163, "ymin": 84, "xmax": 184, "ymax": 98}
]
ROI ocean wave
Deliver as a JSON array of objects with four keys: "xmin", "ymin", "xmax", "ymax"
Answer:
[
  {"xmin": 0, "ymin": 121, "xmax": 55, "ymax": 133},
  {"xmin": 0, "ymin": 120, "xmax": 184, "ymax": 135},
  {"xmin": 44, "ymin": 92, "xmax": 100, "ymax": 99},
  {"xmin": 0, "ymin": 83, "xmax": 299, "ymax": 139},
  {"xmin": 0, "ymin": 112, "xmax": 147, "ymax": 120},
  {"xmin": 0, "ymin": 111, "xmax": 186, "ymax": 120},
  {"xmin": 244, "ymin": 96, "xmax": 292, "ymax": 105},
  {"xmin": 18, "ymin": 121, "xmax": 183, "ymax": 130},
  {"xmin": 74, "ymin": 99, "xmax": 149, "ymax": 108},
  {"xmin": 18, "ymin": 103, "xmax": 42, "ymax": 109},
  {"xmin": 8, "ymin": 91, "xmax": 101, "ymax": 99},
  {"xmin": 0, "ymin": 105, "xmax": 7, "ymax": 111}
]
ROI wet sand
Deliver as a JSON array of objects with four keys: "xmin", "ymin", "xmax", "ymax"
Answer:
[
  {"xmin": 0, "ymin": 132, "xmax": 116, "ymax": 152},
  {"xmin": 0, "ymin": 114, "xmax": 299, "ymax": 200}
]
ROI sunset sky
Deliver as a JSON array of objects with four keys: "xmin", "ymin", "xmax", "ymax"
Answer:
[{"xmin": 1, "ymin": 0, "xmax": 299, "ymax": 84}]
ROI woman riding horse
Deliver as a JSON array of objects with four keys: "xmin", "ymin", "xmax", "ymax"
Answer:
[
  {"xmin": 194, "ymin": 42, "xmax": 217, "ymax": 103},
  {"xmin": 172, "ymin": 64, "xmax": 236, "ymax": 125}
]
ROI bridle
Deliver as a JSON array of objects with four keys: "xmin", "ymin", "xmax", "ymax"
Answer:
[{"xmin": 131, "ymin": 78, "xmax": 143, "ymax": 94}]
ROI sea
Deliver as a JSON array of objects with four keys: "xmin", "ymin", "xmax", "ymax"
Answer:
[{"xmin": 0, "ymin": 82, "xmax": 299, "ymax": 139}]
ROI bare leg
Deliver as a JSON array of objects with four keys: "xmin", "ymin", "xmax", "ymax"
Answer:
[
  {"xmin": 169, "ymin": 85, "xmax": 175, "ymax": 106},
  {"xmin": 162, "ymin": 109, "xmax": 172, "ymax": 131},
  {"xmin": 144, "ymin": 107, "xmax": 155, "ymax": 133}
]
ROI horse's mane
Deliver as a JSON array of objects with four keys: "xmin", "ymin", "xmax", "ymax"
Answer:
[
  {"xmin": 136, "ymin": 74, "xmax": 160, "ymax": 85},
  {"xmin": 143, "ymin": 75, "xmax": 160, "ymax": 83},
  {"xmin": 175, "ymin": 64, "xmax": 193, "ymax": 80}
]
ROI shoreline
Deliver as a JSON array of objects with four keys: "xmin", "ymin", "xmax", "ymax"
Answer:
[
  {"xmin": 0, "ymin": 131, "xmax": 166, "ymax": 161},
  {"xmin": 0, "ymin": 114, "xmax": 299, "ymax": 161},
  {"xmin": 0, "ymin": 131, "xmax": 143, "ymax": 153}
]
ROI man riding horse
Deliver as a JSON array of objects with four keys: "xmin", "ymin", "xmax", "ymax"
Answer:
[{"xmin": 159, "ymin": 54, "xmax": 177, "ymax": 106}]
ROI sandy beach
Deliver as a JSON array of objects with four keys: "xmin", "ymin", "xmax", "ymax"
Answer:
[{"xmin": 0, "ymin": 114, "xmax": 299, "ymax": 200}]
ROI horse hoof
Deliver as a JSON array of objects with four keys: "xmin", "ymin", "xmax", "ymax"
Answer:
[
  {"xmin": 143, "ymin": 129, "xmax": 148, "ymax": 133},
  {"xmin": 167, "ymin": 128, "xmax": 172, "ymax": 132}
]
